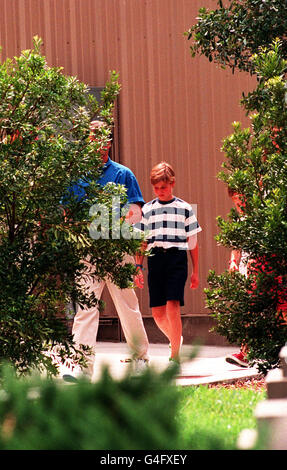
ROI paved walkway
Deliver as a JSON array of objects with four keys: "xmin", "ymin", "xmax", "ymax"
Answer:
[{"xmin": 59, "ymin": 342, "xmax": 261, "ymax": 386}]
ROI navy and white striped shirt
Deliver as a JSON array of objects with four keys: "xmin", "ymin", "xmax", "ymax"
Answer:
[{"xmin": 134, "ymin": 197, "xmax": 202, "ymax": 250}]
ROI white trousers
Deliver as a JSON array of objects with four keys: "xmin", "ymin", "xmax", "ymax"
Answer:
[{"xmin": 72, "ymin": 256, "xmax": 149, "ymax": 374}]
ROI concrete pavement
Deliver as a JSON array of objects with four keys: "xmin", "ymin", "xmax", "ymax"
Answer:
[{"xmin": 59, "ymin": 341, "xmax": 261, "ymax": 386}]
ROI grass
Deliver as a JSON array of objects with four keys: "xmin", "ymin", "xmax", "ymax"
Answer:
[{"xmin": 176, "ymin": 384, "xmax": 267, "ymax": 450}]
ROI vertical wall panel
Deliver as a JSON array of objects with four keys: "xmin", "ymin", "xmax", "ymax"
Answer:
[{"xmin": 0, "ymin": 0, "xmax": 256, "ymax": 316}]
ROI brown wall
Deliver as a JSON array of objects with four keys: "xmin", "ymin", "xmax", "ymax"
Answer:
[{"xmin": 0, "ymin": 0, "xmax": 255, "ymax": 317}]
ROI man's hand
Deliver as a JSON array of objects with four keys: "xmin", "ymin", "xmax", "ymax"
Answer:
[
  {"xmin": 134, "ymin": 267, "xmax": 144, "ymax": 289},
  {"xmin": 124, "ymin": 203, "xmax": 142, "ymax": 224}
]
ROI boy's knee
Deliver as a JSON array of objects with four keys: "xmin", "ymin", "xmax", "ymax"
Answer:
[
  {"xmin": 166, "ymin": 300, "xmax": 181, "ymax": 312},
  {"xmin": 166, "ymin": 300, "xmax": 181, "ymax": 317},
  {"xmin": 167, "ymin": 299, "xmax": 180, "ymax": 307},
  {"xmin": 152, "ymin": 306, "xmax": 166, "ymax": 320}
]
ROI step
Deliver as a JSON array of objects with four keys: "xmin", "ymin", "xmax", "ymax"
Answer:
[
  {"xmin": 279, "ymin": 346, "xmax": 287, "ymax": 378},
  {"xmin": 255, "ymin": 399, "xmax": 287, "ymax": 421},
  {"xmin": 266, "ymin": 368, "xmax": 287, "ymax": 399}
]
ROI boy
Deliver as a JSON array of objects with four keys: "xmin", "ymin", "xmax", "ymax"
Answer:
[{"xmin": 134, "ymin": 162, "xmax": 202, "ymax": 363}]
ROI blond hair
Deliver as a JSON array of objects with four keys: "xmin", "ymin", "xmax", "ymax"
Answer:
[{"xmin": 150, "ymin": 161, "xmax": 175, "ymax": 185}]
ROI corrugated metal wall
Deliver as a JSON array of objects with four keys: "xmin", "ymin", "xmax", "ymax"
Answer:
[{"xmin": 0, "ymin": 0, "xmax": 255, "ymax": 318}]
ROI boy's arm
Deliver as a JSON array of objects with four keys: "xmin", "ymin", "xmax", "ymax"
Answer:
[{"xmin": 188, "ymin": 235, "xmax": 199, "ymax": 289}]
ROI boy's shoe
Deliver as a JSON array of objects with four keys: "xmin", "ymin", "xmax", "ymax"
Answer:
[
  {"xmin": 133, "ymin": 358, "xmax": 149, "ymax": 375},
  {"xmin": 225, "ymin": 351, "xmax": 249, "ymax": 368},
  {"xmin": 167, "ymin": 357, "xmax": 181, "ymax": 375}
]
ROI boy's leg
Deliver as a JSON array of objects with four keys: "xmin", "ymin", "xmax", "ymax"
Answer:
[
  {"xmin": 152, "ymin": 301, "xmax": 182, "ymax": 360},
  {"xmin": 166, "ymin": 300, "xmax": 182, "ymax": 361},
  {"xmin": 152, "ymin": 305, "xmax": 170, "ymax": 340}
]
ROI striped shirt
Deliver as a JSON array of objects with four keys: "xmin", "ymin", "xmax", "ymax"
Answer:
[{"xmin": 134, "ymin": 197, "xmax": 202, "ymax": 250}]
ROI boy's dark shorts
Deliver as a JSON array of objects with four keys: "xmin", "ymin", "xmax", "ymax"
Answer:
[{"xmin": 147, "ymin": 247, "xmax": 188, "ymax": 308}]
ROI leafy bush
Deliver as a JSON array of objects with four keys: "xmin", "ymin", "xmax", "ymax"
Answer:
[
  {"xmin": 205, "ymin": 40, "xmax": 287, "ymax": 373},
  {"xmin": 0, "ymin": 363, "xmax": 268, "ymax": 450},
  {"xmin": 187, "ymin": 2, "xmax": 287, "ymax": 372},
  {"xmin": 186, "ymin": 0, "xmax": 287, "ymax": 74},
  {"xmin": 0, "ymin": 364, "xmax": 221, "ymax": 450},
  {"xmin": 0, "ymin": 37, "xmax": 141, "ymax": 375}
]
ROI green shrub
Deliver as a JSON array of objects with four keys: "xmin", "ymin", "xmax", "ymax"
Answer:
[
  {"xmin": 0, "ymin": 364, "xmax": 226, "ymax": 450},
  {"xmin": 0, "ymin": 364, "xmax": 175, "ymax": 450},
  {"xmin": 186, "ymin": 0, "xmax": 287, "ymax": 75},
  {"xmin": 0, "ymin": 37, "xmax": 141, "ymax": 375},
  {"xmin": 204, "ymin": 41, "xmax": 287, "ymax": 373}
]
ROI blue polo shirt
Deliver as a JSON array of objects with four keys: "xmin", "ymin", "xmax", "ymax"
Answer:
[{"xmin": 68, "ymin": 158, "xmax": 145, "ymax": 206}]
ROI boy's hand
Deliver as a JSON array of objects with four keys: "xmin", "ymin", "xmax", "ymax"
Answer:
[
  {"xmin": 190, "ymin": 272, "xmax": 199, "ymax": 289},
  {"xmin": 134, "ymin": 267, "xmax": 144, "ymax": 289}
]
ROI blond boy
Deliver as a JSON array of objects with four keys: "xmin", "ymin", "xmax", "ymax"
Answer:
[{"xmin": 134, "ymin": 162, "xmax": 201, "ymax": 362}]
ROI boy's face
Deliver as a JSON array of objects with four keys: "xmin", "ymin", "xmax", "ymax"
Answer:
[{"xmin": 152, "ymin": 181, "xmax": 175, "ymax": 201}]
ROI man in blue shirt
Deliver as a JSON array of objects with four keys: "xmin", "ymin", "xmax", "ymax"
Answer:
[
  {"xmin": 70, "ymin": 152, "xmax": 145, "ymax": 209},
  {"xmin": 65, "ymin": 120, "xmax": 149, "ymax": 381}
]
